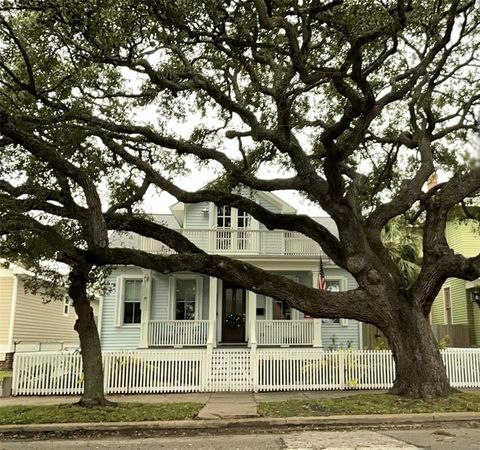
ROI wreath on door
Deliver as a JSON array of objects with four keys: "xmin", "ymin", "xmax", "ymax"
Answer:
[{"xmin": 225, "ymin": 313, "xmax": 243, "ymax": 329}]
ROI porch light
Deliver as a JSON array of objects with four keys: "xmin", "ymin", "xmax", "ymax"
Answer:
[{"xmin": 202, "ymin": 207, "xmax": 209, "ymax": 216}]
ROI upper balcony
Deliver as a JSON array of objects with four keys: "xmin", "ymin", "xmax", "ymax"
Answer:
[{"xmin": 139, "ymin": 229, "xmax": 322, "ymax": 257}]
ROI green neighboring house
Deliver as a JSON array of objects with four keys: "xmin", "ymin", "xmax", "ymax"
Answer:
[{"xmin": 430, "ymin": 217, "xmax": 480, "ymax": 347}]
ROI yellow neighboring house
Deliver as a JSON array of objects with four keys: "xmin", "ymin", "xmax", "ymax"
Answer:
[
  {"xmin": 430, "ymin": 217, "xmax": 480, "ymax": 346},
  {"xmin": 0, "ymin": 261, "xmax": 98, "ymax": 370}
]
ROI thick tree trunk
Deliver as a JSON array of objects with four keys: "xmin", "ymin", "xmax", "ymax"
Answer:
[
  {"xmin": 69, "ymin": 267, "xmax": 114, "ymax": 407},
  {"xmin": 385, "ymin": 303, "xmax": 454, "ymax": 399}
]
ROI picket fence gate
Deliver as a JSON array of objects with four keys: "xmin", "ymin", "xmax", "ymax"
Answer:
[{"xmin": 11, "ymin": 348, "xmax": 480, "ymax": 396}]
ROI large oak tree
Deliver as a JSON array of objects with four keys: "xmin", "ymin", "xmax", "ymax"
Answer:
[{"xmin": 1, "ymin": 0, "xmax": 480, "ymax": 399}]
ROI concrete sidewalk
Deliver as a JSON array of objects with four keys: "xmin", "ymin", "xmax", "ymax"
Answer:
[
  {"xmin": 1, "ymin": 389, "xmax": 478, "ymax": 423},
  {"xmin": 0, "ymin": 390, "xmax": 389, "ymax": 420}
]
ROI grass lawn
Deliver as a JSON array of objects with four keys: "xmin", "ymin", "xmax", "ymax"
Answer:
[
  {"xmin": 0, "ymin": 402, "xmax": 202, "ymax": 425},
  {"xmin": 0, "ymin": 371, "xmax": 12, "ymax": 381},
  {"xmin": 259, "ymin": 392, "xmax": 480, "ymax": 417}
]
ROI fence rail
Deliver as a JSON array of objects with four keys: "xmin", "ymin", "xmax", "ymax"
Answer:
[{"xmin": 12, "ymin": 348, "xmax": 480, "ymax": 396}]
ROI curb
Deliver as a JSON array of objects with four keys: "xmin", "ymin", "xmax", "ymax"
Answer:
[{"xmin": 1, "ymin": 412, "xmax": 480, "ymax": 435}]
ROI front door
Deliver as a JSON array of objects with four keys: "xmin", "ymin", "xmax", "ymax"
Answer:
[{"xmin": 222, "ymin": 283, "xmax": 246, "ymax": 343}]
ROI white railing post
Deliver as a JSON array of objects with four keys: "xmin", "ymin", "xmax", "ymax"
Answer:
[
  {"xmin": 202, "ymin": 319, "xmax": 216, "ymax": 392},
  {"xmin": 139, "ymin": 270, "xmax": 152, "ymax": 348},
  {"xmin": 313, "ymin": 318, "xmax": 322, "ymax": 347},
  {"xmin": 247, "ymin": 290, "xmax": 257, "ymax": 346},
  {"xmin": 208, "ymin": 277, "xmax": 218, "ymax": 348}
]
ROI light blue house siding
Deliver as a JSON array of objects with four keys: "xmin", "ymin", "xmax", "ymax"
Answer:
[
  {"xmin": 149, "ymin": 273, "xmax": 209, "ymax": 321},
  {"xmin": 101, "ymin": 267, "xmax": 360, "ymax": 350},
  {"xmin": 320, "ymin": 269, "xmax": 360, "ymax": 350},
  {"xmin": 100, "ymin": 267, "xmax": 143, "ymax": 351},
  {"xmin": 101, "ymin": 270, "xmax": 210, "ymax": 351},
  {"xmin": 184, "ymin": 202, "xmax": 209, "ymax": 228}
]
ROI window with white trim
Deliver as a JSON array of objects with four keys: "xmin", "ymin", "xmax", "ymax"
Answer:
[
  {"xmin": 123, "ymin": 279, "xmax": 142, "ymax": 324},
  {"xmin": 175, "ymin": 279, "xmax": 197, "ymax": 320},
  {"xmin": 322, "ymin": 279, "xmax": 348, "ymax": 325},
  {"xmin": 171, "ymin": 277, "xmax": 202, "ymax": 320},
  {"xmin": 215, "ymin": 206, "xmax": 254, "ymax": 251}
]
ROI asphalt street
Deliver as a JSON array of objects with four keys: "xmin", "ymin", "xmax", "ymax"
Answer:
[{"xmin": 1, "ymin": 427, "xmax": 480, "ymax": 449}]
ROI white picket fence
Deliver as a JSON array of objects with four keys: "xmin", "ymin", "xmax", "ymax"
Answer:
[{"xmin": 11, "ymin": 348, "xmax": 480, "ymax": 396}]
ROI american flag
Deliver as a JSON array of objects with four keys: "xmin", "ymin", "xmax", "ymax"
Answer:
[{"xmin": 318, "ymin": 256, "xmax": 326, "ymax": 290}]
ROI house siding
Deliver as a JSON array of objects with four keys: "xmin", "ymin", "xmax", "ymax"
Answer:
[
  {"xmin": 101, "ymin": 267, "xmax": 142, "ymax": 351},
  {"xmin": 320, "ymin": 269, "xmax": 360, "ymax": 350},
  {"xmin": 431, "ymin": 217, "xmax": 480, "ymax": 346},
  {"xmin": 150, "ymin": 273, "xmax": 170, "ymax": 321},
  {"xmin": 0, "ymin": 276, "xmax": 13, "ymax": 348},
  {"xmin": 13, "ymin": 278, "xmax": 78, "ymax": 345},
  {"xmin": 185, "ymin": 202, "xmax": 209, "ymax": 229}
]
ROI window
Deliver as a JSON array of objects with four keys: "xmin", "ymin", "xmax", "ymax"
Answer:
[
  {"xmin": 175, "ymin": 279, "xmax": 197, "ymax": 320},
  {"xmin": 272, "ymin": 299, "xmax": 292, "ymax": 320},
  {"xmin": 171, "ymin": 277, "xmax": 202, "ymax": 320},
  {"xmin": 444, "ymin": 287, "xmax": 452, "ymax": 325},
  {"xmin": 123, "ymin": 279, "xmax": 142, "ymax": 324},
  {"xmin": 63, "ymin": 297, "xmax": 71, "ymax": 317},
  {"xmin": 322, "ymin": 279, "xmax": 348, "ymax": 325},
  {"xmin": 217, "ymin": 205, "xmax": 232, "ymax": 228},
  {"xmin": 215, "ymin": 206, "xmax": 254, "ymax": 251}
]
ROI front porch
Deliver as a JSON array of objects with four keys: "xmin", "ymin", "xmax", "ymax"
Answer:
[
  {"xmin": 142, "ymin": 318, "xmax": 323, "ymax": 348},
  {"xmin": 138, "ymin": 272, "xmax": 325, "ymax": 350}
]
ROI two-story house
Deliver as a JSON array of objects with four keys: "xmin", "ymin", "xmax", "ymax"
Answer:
[{"xmin": 100, "ymin": 192, "xmax": 361, "ymax": 354}]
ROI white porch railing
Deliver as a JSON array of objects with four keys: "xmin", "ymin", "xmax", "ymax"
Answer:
[
  {"xmin": 139, "ymin": 229, "xmax": 322, "ymax": 257},
  {"xmin": 12, "ymin": 348, "xmax": 480, "ymax": 395},
  {"xmin": 256, "ymin": 320, "xmax": 315, "ymax": 346},
  {"xmin": 148, "ymin": 320, "xmax": 209, "ymax": 347}
]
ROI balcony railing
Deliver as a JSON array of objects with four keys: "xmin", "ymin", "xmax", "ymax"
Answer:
[
  {"xmin": 140, "ymin": 229, "xmax": 322, "ymax": 256},
  {"xmin": 256, "ymin": 320, "xmax": 315, "ymax": 346},
  {"xmin": 148, "ymin": 320, "xmax": 209, "ymax": 347}
]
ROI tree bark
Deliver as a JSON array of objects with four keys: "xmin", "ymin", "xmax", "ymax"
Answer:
[
  {"xmin": 385, "ymin": 302, "xmax": 454, "ymax": 399},
  {"xmin": 69, "ymin": 267, "xmax": 114, "ymax": 407}
]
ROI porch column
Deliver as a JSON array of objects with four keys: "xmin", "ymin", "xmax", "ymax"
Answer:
[
  {"xmin": 312, "ymin": 271, "xmax": 322, "ymax": 348},
  {"xmin": 247, "ymin": 290, "xmax": 257, "ymax": 347},
  {"xmin": 139, "ymin": 270, "xmax": 152, "ymax": 349},
  {"xmin": 208, "ymin": 277, "xmax": 218, "ymax": 348}
]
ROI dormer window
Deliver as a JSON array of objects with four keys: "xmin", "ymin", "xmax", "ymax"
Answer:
[
  {"xmin": 214, "ymin": 206, "xmax": 254, "ymax": 251},
  {"xmin": 216, "ymin": 206, "xmax": 251, "ymax": 229}
]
